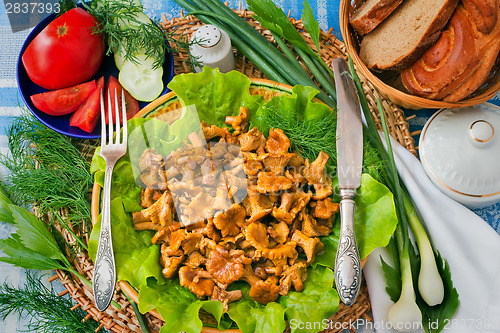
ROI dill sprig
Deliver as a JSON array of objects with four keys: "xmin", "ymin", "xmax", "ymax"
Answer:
[
  {"xmin": 0, "ymin": 271, "xmax": 102, "ymax": 333},
  {"xmin": 0, "ymin": 112, "xmax": 93, "ymax": 253},
  {"xmin": 84, "ymin": 0, "xmax": 166, "ymax": 69},
  {"xmin": 259, "ymin": 106, "xmax": 384, "ymax": 181},
  {"xmin": 261, "ymin": 106, "xmax": 338, "ymax": 163},
  {"xmin": 76, "ymin": 0, "xmax": 201, "ymax": 71}
]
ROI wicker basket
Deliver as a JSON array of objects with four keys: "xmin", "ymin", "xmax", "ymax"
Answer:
[
  {"xmin": 48, "ymin": 5, "xmax": 418, "ymax": 333},
  {"xmin": 340, "ymin": 0, "xmax": 500, "ymax": 110}
]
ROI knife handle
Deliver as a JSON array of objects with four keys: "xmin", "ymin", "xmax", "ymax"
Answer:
[{"xmin": 334, "ymin": 188, "xmax": 362, "ymax": 306}]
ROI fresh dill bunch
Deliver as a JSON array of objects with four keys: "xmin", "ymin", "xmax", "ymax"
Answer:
[
  {"xmin": 260, "ymin": 106, "xmax": 338, "ymax": 163},
  {"xmin": 0, "ymin": 112, "xmax": 93, "ymax": 254},
  {"xmin": 83, "ymin": 0, "xmax": 166, "ymax": 69},
  {"xmin": 259, "ymin": 106, "xmax": 385, "ymax": 181},
  {"xmin": 0, "ymin": 271, "xmax": 102, "ymax": 333},
  {"xmin": 81, "ymin": 0, "xmax": 201, "ymax": 71}
]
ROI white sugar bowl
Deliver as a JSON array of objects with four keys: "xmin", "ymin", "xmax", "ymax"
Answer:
[
  {"xmin": 419, "ymin": 103, "xmax": 500, "ymax": 208},
  {"xmin": 190, "ymin": 25, "xmax": 235, "ymax": 73}
]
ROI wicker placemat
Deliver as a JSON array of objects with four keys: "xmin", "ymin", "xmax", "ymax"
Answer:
[{"xmin": 49, "ymin": 6, "xmax": 416, "ymax": 333}]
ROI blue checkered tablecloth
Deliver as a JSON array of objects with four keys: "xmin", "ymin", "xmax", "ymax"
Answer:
[{"xmin": 0, "ymin": 1, "xmax": 499, "ymax": 332}]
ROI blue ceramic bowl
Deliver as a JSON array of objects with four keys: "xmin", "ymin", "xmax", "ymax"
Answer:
[{"xmin": 17, "ymin": 7, "xmax": 175, "ymax": 139}]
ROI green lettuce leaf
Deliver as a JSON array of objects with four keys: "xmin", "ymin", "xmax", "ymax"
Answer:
[
  {"xmin": 88, "ymin": 198, "xmax": 164, "ymax": 287},
  {"xmin": 93, "ymin": 156, "xmax": 143, "ymax": 212},
  {"xmin": 225, "ymin": 266, "xmax": 339, "ymax": 333},
  {"xmin": 91, "ymin": 143, "xmax": 143, "ymax": 213},
  {"xmin": 138, "ymin": 280, "xmax": 224, "ymax": 333},
  {"xmin": 127, "ymin": 107, "xmax": 203, "ymax": 166},
  {"xmin": 227, "ymin": 285, "xmax": 286, "ymax": 333},
  {"xmin": 167, "ymin": 67, "xmax": 264, "ymax": 128},
  {"xmin": 251, "ymin": 85, "xmax": 331, "ymax": 135},
  {"xmin": 279, "ymin": 266, "xmax": 339, "ymax": 333}
]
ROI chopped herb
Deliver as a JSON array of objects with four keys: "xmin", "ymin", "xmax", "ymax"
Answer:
[{"xmin": 0, "ymin": 271, "xmax": 102, "ymax": 333}]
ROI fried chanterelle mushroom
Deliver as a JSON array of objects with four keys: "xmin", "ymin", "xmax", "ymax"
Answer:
[{"xmin": 133, "ymin": 109, "xmax": 340, "ymax": 310}]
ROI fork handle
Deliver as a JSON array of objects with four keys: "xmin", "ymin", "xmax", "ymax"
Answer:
[{"xmin": 93, "ymin": 163, "xmax": 117, "ymax": 311}]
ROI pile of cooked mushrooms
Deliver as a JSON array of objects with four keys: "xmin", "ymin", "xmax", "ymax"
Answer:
[{"xmin": 132, "ymin": 107, "xmax": 339, "ymax": 311}]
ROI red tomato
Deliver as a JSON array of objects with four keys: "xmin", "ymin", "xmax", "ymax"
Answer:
[
  {"xmin": 70, "ymin": 77, "xmax": 105, "ymax": 133},
  {"xmin": 30, "ymin": 80, "xmax": 96, "ymax": 116},
  {"xmin": 22, "ymin": 8, "xmax": 105, "ymax": 90},
  {"xmin": 104, "ymin": 76, "xmax": 140, "ymax": 124}
]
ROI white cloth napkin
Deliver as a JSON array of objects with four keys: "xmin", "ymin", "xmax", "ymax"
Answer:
[{"xmin": 363, "ymin": 139, "xmax": 500, "ymax": 333}]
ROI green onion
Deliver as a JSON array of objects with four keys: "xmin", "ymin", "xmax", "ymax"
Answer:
[
  {"xmin": 377, "ymin": 99, "xmax": 422, "ymax": 329},
  {"xmin": 292, "ymin": 45, "xmax": 336, "ymax": 100},
  {"xmin": 187, "ymin": 10, "xmax": 318, "ymax": 86},
  {"xmin": 270, "ymin": 31, "xmax": 308, "ymax": 76},
  {"xmin": 403, "ymin": 194, "xmax": 445, "ymax": 306}
]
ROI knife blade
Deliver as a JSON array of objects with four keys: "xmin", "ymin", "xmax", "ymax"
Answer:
[{"xmin": 332, "ymin": 57, "xmax": 363, "ymax": 306}]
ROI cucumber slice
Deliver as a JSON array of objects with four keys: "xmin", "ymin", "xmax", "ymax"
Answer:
[
  {"xmin": 119, "ymin": 54, "xmax": 164, "ymax": 102},
  {"xmin": 112, "ymin": 11, "xmax": 159, "ymax": 69},
  {"xmin": 114, "ymin": 45, "xmax": 147, "ymax": 70},
  {"xmin": 114, "ymin": 46, "xmax": 125, "ymax": 70},
  {"xmin": 117, "ymin": 12, "xmax": 151, "ymax": 30}
]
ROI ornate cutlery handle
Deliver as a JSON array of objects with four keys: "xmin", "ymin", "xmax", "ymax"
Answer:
[
  {"xmin": 334, "ymin": 188, "xmax": 361, "ymax": 306},
  {"xmin": 93, "ymin": 164, "xmax": 117, "ymax": 311}
]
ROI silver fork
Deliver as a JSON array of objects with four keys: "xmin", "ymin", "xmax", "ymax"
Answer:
[{"xmin": 93, "ymin": 88, "xmax": 128, "ymax": 312}]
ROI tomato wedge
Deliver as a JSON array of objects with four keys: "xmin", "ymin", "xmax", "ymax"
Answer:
[
  {"xmin": 22, "ymin": 8, "xmax": 104, "ymax": 90},
  {"xmin": 69, "ymin": 77, "xmax": 105, "ymax": 133},
  {"xmin": 30, "ymin": 80, "xmax": 96, "ymax": 116},
  {"xmin": 104, "ymin": 76, "xmax": 140, "ymax": 124}
]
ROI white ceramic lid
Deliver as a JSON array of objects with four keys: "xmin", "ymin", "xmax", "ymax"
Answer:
[{"xmin": 419, "ymin": 103, "xmax": 500, "ymax": 208}]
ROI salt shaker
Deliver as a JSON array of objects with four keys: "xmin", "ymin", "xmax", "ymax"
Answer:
[{"xmin": 190, "ymin": 25, "xmax": 235, "ymax": 73}]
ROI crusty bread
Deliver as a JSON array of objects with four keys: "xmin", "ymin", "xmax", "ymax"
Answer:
[
  {"xmin": 349, "ymin": 0, "xmax": 403, "ymax": 35},
  {"xmin": 401, "ymin": 0, "xmax": 500, "ymax": 101},
  {"xmin": 359, "ymin": 0, "xmax": 459, "ymax": 70}
]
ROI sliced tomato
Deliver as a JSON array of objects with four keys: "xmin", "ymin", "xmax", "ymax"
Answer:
[
  {"xmin": 30, "ymin": 80, "xmax": 96, "ymax": 116},
  {"xmin": 69, "ymin": 77, "xmax": 105, "ymax": 133},
  {"xmin": 104, "ymin": 76, "xmax": 140, "ymax": 124}
]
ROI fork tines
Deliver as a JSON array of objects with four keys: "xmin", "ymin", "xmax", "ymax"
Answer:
[{"xmin": 100, "ymin": 88, "xmax": 128, "ymax": 145}]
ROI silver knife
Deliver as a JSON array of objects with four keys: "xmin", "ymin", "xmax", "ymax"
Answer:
[{"xmin": 332, "ymin": 57, "xmax": 363, "ymax": 306}]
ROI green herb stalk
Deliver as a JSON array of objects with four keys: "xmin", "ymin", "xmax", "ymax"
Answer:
[{"xmin": 0, "ymin": 113, "xmax": 93, "ymax": 253}]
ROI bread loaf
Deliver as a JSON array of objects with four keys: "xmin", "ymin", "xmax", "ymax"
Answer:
[
  {"xmin": 359, "ymin": 0, "xmax": 459, "ymax": 70},
  {"xmin": 349, "ymin": 0, "xmax": 403, "ymax": 35},
  {"xmin": 401, "ymin": 0, "xmax": 500, "ymax": 101}
]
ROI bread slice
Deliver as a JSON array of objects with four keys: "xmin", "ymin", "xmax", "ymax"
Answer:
[
  {"xmin": 401, "ymin": 3, "xmax": 500, "ymax": 101},
  {"xmin": 350, "ymin": 0, "xmax": 404, "ymax": 35},
  {"xmin": 359, "ymin": 0, "xmax": 459, "ymax": 70}
]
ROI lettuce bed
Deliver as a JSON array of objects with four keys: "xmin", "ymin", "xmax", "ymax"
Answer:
[{"xmin": 89, "ymin": 68, "xmax": 397, "ymax": 333}]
